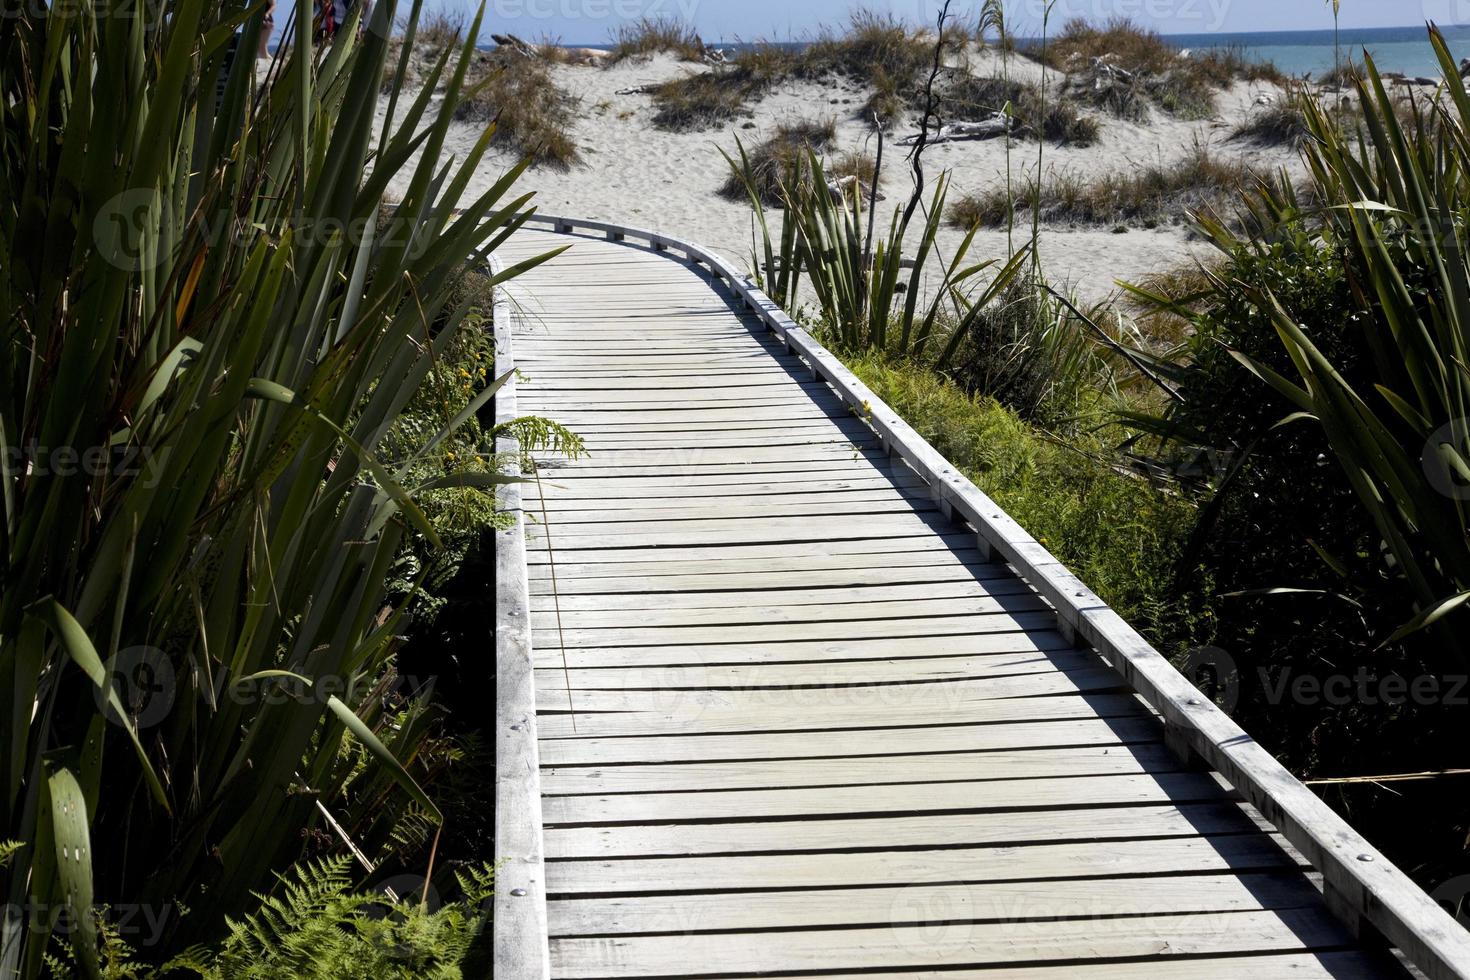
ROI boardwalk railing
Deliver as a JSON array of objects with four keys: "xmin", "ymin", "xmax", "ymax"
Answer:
[
  {"xmin": 495, "ymin": 213, "xmax": 1470, "ymax": 980},
  {"xmin": 492, "ymin": 254, "xmax": 552, "ymax": 980}
]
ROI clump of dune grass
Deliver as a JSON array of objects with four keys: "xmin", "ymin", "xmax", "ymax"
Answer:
[
  {"xmin": 1123, "ymin": 262, "xmax": 1225, "ymax": 350},
  {"xmin": 605, "ymin": 16, "xmax": 706, "ymax": 64},
  {"xmin": 456, "ymin": 49, "xmax": 581, "ymax": 169},
  {"xmin": 535, "ymin": 36, "xmax": 580, "ymax": 64},
  {"xmin": 649, "ymin": 16, "xmax": 1097, "ymax": 142},
  {"xmin": 946, "ymin": 275, "xmax": 1113, "ymax": 430},
  {"xmin": 1231, "ymin": 93, "xmax": 1313, "ymax": 147},
  {"xmin": 648, "ymin": 70, "xmax": 751, "ymax": 131},
  {"xmin": 1039, "ymin": 19, "xmax": 1282, "ymax": 121},
  {"xmin": 831, "ymin": 149, "xmax": 879, "ymax": 189},
  {"xmin": 716, "ymin": 119, "xmax": 837, "ymax": 204},
  {"xmin": 799, "ymin": 10, "xmax": 937, "ymax": 125},
  {"xmin": 949, "ymin": 143, "xmax": 1267, "ymax": 229},
  {"xmin": 646, "ymin": 11, "xmax": 971, "ymax": 132},
  {"xmin": 938, "ymin": 73, "xmax": 1100, "ymax": 145},
  {"xmin": 414, "ymin": 9, "xmax": 468, "ymax": 53},
  {"xmin": 382, "ymin": 11, "xmax": 468, "ymax": 94},
  {"xmin": 1317, "ymin": 58, "xmax": 1364, "ymax": 89}
]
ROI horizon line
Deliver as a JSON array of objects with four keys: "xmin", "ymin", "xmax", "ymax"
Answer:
[{"xmin": 535, "ymin": 23, "xmax": 1454, "ymax": 49}]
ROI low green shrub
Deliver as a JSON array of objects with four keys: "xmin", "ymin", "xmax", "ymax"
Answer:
[
  {"xmin": 945, "ymin": 278, "xmax": 1112, "ymax": 432},
  {"xmin": 845, "ymin": 351, "xmax": 1206, "ymax": 644}
]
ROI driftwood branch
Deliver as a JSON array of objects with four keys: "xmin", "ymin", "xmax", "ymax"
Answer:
[
  {"xmin": 491, "ymin": 33, "xmax": 536, "ymax": 59},
  {"xmin": 898, "ymin": 114, "xmax": 1011, "ymax": 145}
]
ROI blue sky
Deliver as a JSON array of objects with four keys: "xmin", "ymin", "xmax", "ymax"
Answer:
[{"xmin": 471, "ymin": 0, "xmax": 1463, "ymax": 45}]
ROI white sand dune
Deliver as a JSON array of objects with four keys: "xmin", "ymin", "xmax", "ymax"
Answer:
[{"xmin": 384, "ymin": 47, "xmax": 1303, "ymax": 301}]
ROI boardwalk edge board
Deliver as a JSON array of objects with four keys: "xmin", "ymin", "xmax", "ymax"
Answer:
[
  {"xmin": 489, "ymin": 214, "xmax": 1470, "ymax": 980},
  {"xmin": 492, "ymin": 255, "xmax": 553, "ymax": 980}
]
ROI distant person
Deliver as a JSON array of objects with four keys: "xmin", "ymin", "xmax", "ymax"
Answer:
[
  {"xmin": 256, "ymin": 0, "xmax": 367, "ymax": 56},
  {"xmin": 258, "ymin": 0, "xmax": 273, "ymax": 58}
]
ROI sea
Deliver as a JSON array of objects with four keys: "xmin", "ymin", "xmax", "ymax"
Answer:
[
  {"xmin": 1160, "ymin": 25, "xmax": 1470, "ymax": 79},
  {"xmin": 699, "ymin": 25, "xmax": 1470, "ymax": 82}
]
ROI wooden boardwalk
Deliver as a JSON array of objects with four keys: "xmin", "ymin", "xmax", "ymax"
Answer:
[{"xmin": 493, "ymin": 222, "xmax": 1466, "ymax": 979}]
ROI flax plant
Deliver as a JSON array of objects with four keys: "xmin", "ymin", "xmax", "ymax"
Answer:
[
  {"xmin": 0, "ymin": 0, "xmax": 561, "ymax": 973},
  {"xmin": 724, "ymin": 143, "xmax": 1030, "ymax": 366},
  {"xmin": 1130, "ymin": 28, "xmax": 1470, "ymax": 659}
]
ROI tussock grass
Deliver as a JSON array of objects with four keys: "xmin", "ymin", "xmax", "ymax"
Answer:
[
  {"xmin": 800, "ymin": 10, "xmax": 937, "ymax": 125},
  {"xmin": 648, "ymin": 70, "xmax": 751, "ymax": 131},
  {"xmin": 414, "ymin": 10, "xmax": 468, "ymax": 53},
  {"xmin": 716, "ymin": 119, "xmax": 837, "ymax": 204},
  {"xmin": 831, "ymin": 149, "xmax": 879, "ymax": 189},
  {"xmin": 946, "ymin": 276, "xmax": 1112, "ymax": 430},
  {"xmin": 1039, "ymin": 19, "xmax": 1284, "ymax": 120},
  {"xmin": 383, "ymin": 11, "xmax": 467, "ymax": 94},
  {"xmin": 1233, "ymin": 85, "xmax": 1428, "ymax": 147},
  {"xmin": 605, "ymin": 16, "xmax": 706, "ymax": 64},
  {"xmin": 948, "ymin": 144, "xmax": 1266, "ymax": 229},
  {"xmin": 535, "ymin": 36, "xmax": 581, "ymax": 64},
  {"xmin": 648, "ymin": 14, "xmax": 1097, "ymax": 142},
  {"xmin": 1124, "ymin": 262, "xmax": 1224, "ymax": 349},
  {"xmin": 646, "ymin": 10, "xmax": 972, "ymax": 132},
  {"xmin": 1231, "ymin": 94, "xmax": 1313, "ymax": 146},
  {"xmin": 1317, "ymin": 58, "xmax": 1365, "ymax": 88},
  {"xmin": 938, "ymin": 72, "xmax": 1100, "ymax": 145},
  {"xmin": 457, "ymin": 50, "xmax": 582, "ymax": 169}
]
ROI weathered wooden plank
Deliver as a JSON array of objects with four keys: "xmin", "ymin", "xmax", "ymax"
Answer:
[
  {"xmin": 541, "ymin": 771, "xmax": 1233, "ymax": 824},
  {"xmin": 536, "ymin": 497, "xmax": 937, "ymax": 523},
  {"xmin": 528, "ymin": 593, "xmax": 1050, "ymax": 631},
  {"xmin": 535, "ymin": 691, "xmax": 1154, "ymax": 738},
  {"xmin": 528, "ymin": 579, "xmax": 1035, "ymax": 610},
  {"xmin": 530, "ymin": 631, "xmax": 1076, "ymax": 670},
  {"xmin": 710, "ymin": 955, "xmax": 1400, "ymax": 980},
  {"xmin": 543, "ymin": 800, "xmax": 1260, "ymax": 858},
  {"xmin": 526, "ymin": 552, "xmax": 995, "ymax": 581},
  {"xmin": 524, "ymin": 533, "xmax": 983, "ymax": 565},
  {"xmin": 540, "ymin": 744, "xmax": 1185, "ymax": 794},
  {"xmin": 545, "ymin": 835, "xmax": 1303, "ymax": 895},
  {"xmin": 533, "ymin": 650, "xmax": 1104, "ymax": 694},
  {"xmin": 537, "ymin": 716, "xmax": 1165, "ymax": 765},
  {"xmin": 545, "ymin": 871, "xmax": 1321, "ymax": 933},
  {"xmin": 529, "ymin": 610, "xmax": 1068, "ymax": 649},
  {"xmin": 547, "ymin": 907, "xmax": 1360, "ymax": 978}
]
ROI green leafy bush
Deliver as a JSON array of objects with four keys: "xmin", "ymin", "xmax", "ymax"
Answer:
[{"xmin": 846, "ymin": 352, "xmax": 1206, "ymax": 644}]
